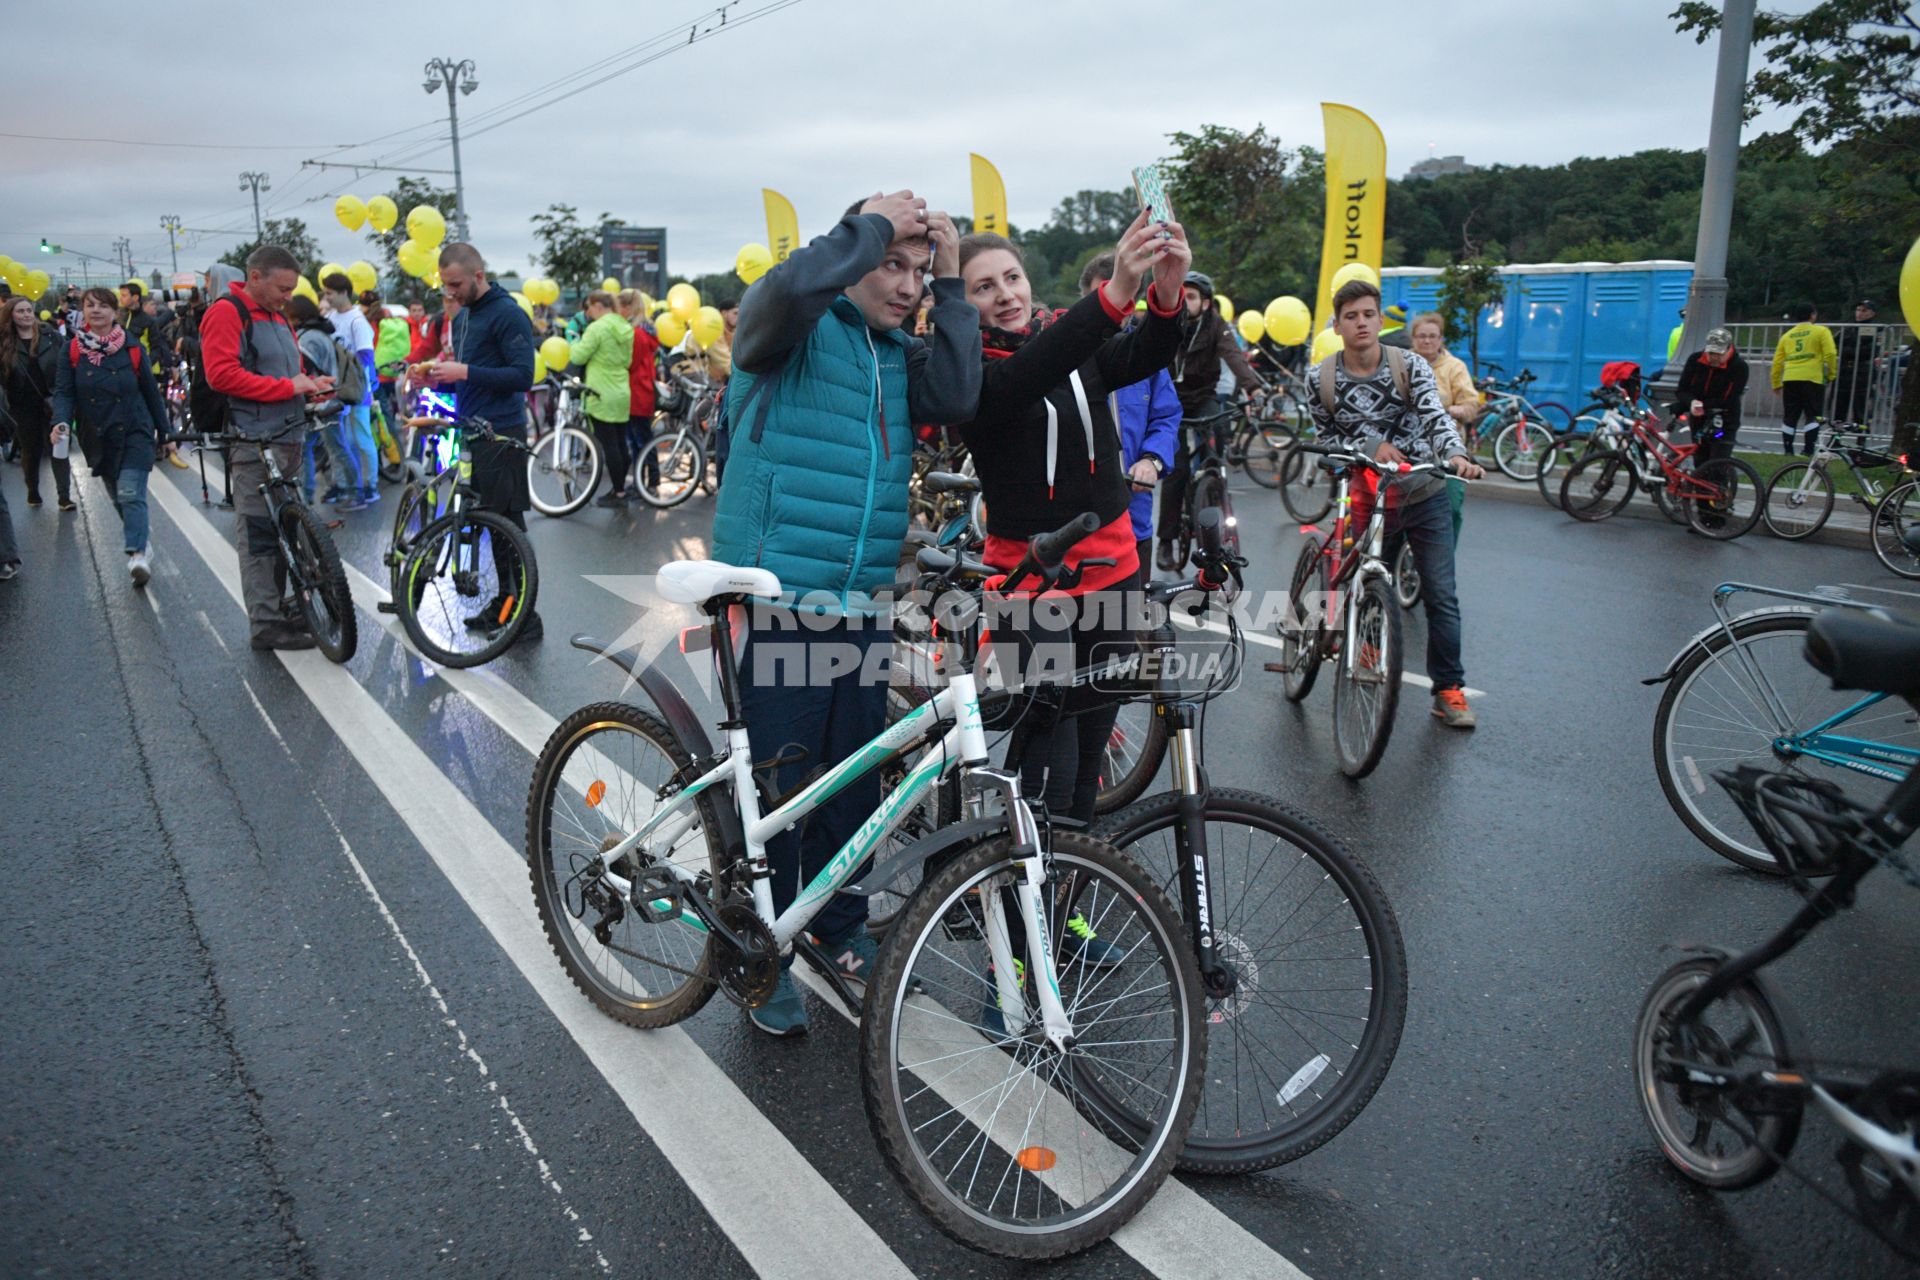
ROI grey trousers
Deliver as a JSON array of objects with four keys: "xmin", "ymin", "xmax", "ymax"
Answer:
[
  {"xmin": 229, "ymin": 437, "xmax": 303, "ymax": 632},
  {"xmin": 0, "ymin": 469, "xmax": 18, "ymax": 566}
]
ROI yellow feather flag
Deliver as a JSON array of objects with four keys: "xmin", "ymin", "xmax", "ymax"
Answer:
[
  {"xmin": 970, "ymin": 154, "xmax": 1009, "ymax": 237},
  {"xmin": 1312, "ymin": 104, "xmax": 1388, "ymax": 337},
  {"xmin": 763, "ymin": 189, "xmax": 800, "ymax": 264}
]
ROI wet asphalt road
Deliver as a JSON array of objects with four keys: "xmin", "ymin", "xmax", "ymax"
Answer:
[{"xmin": 2, "ymin": 448, "xmax": 1917, "ymax": 1280}]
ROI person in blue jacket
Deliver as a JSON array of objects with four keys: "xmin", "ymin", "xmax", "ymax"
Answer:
[
  {"xmin": 1076, "ymin": 252, "xmax": 1179, "ymax": 583},
  {"xmin": 711, "ymin": 190, "xmax": 980, "ymax": 1037}
]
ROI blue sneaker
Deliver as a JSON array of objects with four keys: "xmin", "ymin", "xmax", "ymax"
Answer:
[
  {"xmin": 977, "ymin": 958, "xmax": 1023, "ymax": 1040},
  {"xmin": 359, "ymin": 486, "xmax": 380, "ymax": 506},
  {"xmin": 319, "ymin": 485, "xmax": 345, "ymax": 504},
  {"xmin": 812, "ymin": 924, "xmax": 879, "ymax": 997},
  {"xmin": 1059, "ymin": 912, "xmax": 1121, "ymax": 968},
  {"xmin": 747, "ymin": 968, "xmax": 808, "ymax": 1037}
]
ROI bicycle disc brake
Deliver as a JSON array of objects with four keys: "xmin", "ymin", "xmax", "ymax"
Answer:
[
  {"xmin": 713, "ymin": 901, "xmax": 779, "ymax": 1008},
  {"xmin": 1839, "ymin": 1071, "xmax": 1920, "ymax": 1257}
]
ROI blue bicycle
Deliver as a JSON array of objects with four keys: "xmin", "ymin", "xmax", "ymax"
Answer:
[{"xmin": 1649, "ymin": 582, "xmax": 1920, "ymax": 873}]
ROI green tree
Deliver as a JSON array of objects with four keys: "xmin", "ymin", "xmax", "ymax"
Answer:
[
  {"xmin": 1162, "ymin": 124, "xmax": 1322, "ymax": 310},
  {"xmin": 1436, "ymin": 256, "xmax": 1505, "ymax": 372},
  {"xmin": 530, "ymin": 203, "xmax": 612, "ymax": 304},
  {"xmin": 219, "ymin": 217, "xmax": 322, "ymax": 278},
  {"xmin": 363, "ymin": 177, "xmax": 457, "ymax": 305}
]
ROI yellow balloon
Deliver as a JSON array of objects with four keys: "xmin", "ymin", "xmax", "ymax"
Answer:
[
  {"xmin": 347, "ymin": 260, "xmax": 378, "ymax": 296},
  {"xmin": 511, "ymin": 291, "xmax": 533, "ymax": 318},
  {"xmin": 1216, "ymin": 295, "xmax": 1234, "ymax": 323},
  {"xmin": 532, "ymin": 351, "xmax": 547, "ymax": 383},
  {"xmin": 424, "ymin": 269, "xmax": 441, "ymax": 290},
  {"xmin": 639, "ymin": 292, "xmax": 657, "ymax": 316},
  {"xmin": 316, "ymin": 263, "xmax": 346, "ymax": 293},
  {"xmin": 540, "ymin": 335, "xmax": 572, "ymax": 371},
  {"xmin": 1901, "ymin": 234, "xmax": 1920, "ymax": 336},
  {"xmin": 735, "ymin": 242, "xmax": 773, "ymax": 285},
  {"xmin": 691, "ymin": 305, "xmax": 724, "ymax": 347},
  {"xmin": 1309, "ymin": 327, "xmax": 1345, "ymax": 365},
  {"xmin": 25, "ymin": 269, "xmax": 49, "ymax": 296},
  {"xmin": 405, "ymin": 204, "xmax": 447, "ymax": 250},
  {"xmin": 667, "ymin": 282, "xmax": 700, "ymax": 321},
  {"xmin": 1329, "ymin": 262, "xmax": 1379, "ymax": 296},
  {"xmin": 533, "ymin": 278, "xmax": 561, "ymax": 307},
  {"xmin": 1264, "ymin": 296, "xmax": 1312, "ymax": 346},
  {"xmin": 335, "ymin": 194, "xmax": 367, "ymax": 232},
  {"xmin": 654, "ymin": 312, "xmax": 687, "ymax": 347},
  {"xmin": 365, "ymin": 195, "xmax": 398, "ymax": 233},
  {"xmin": 292, "ymin": 276, "xmax": 318, "ymax": 302},
  {"xmin": 396, "ymin": 240, "xmax": 431, "ymax": 279},
  {"xmin": 1237, "ymin": 310, "xmax": 1266, "ymax": 344},
  {"xmin": 0, "ymin": 255, "xmax": 13, "ymax": 270}
]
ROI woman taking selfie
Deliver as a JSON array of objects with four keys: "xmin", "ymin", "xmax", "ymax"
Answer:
[
  {"xmin": 1, "ymin": 295, "xmax": 69, "ymax": 509},
  {"xmin": 51, "ymin": 287, "xmax": 169, "ymax": 587},
  {"xmin": 956, "ymin": 209, "xmax": 1190, "ymax": 823}
]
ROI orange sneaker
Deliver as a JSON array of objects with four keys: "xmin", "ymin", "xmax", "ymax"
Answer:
[{"xmin": 1432, "ymin": 687, "xmax": 1476, "ymax": 729}]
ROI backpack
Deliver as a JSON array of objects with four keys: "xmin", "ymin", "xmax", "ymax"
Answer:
[
  {"xmin": 326, "ymin": 334, "xmax": 368, "ymax": 405},
  {"xmin": 1599, "ymin": 360, "xmax": 1642, "ymax": 401},
  {"xmin": 1316, "ymin": 345, "xmax": 1408, "ymax": 415},
  {"xmin": 68, "ymin": 336, "xmax": 144, "ymax": 376}
]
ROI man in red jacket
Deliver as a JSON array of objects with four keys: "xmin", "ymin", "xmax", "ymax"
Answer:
[{"xmin": 199, "ymin": 245, "xmax": 333, "ymax": 650}]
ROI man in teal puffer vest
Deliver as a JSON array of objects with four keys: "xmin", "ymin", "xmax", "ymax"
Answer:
[{"xmin": 711, "ymin": 190, "xmax": 978, "ymax": 1036}]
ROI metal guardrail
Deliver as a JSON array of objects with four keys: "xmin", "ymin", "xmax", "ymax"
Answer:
[{"xmin": 1716, "ymin": 322, "xmax": 1909, "ymax": 440}]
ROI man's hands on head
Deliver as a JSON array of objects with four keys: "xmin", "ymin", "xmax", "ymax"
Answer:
[{"xmin": 860, "ymin": 190, "xmax": 928, "ymax": 243}]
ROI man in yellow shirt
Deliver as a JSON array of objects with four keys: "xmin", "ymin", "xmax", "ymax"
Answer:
[{"xmin": 1771, "ymin": 301, "xmax": 1837, "ymax": 454}]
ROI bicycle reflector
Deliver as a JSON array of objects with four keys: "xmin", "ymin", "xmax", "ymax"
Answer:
[
  {"xmin": 1015, "ymin": 1147, "xmax": 1057, "ymax": 1172},
  {"xmin": 585, "ymin": 780, "xmax": 607, "ymax": 807}
]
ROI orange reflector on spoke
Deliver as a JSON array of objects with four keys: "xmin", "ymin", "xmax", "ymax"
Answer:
[
  {"xmin": 497, "ymin": 595, "xmax": 517, "ymax": 625},
  {"xmin": 1014, "ymin": 1147, "xmax": 1056, "ymax": 1172},
  {"xmin": 585, "ymin": 780, "xmax": 607, "ymax": 808}
]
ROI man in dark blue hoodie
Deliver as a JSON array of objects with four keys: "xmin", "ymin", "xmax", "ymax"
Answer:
[{"xmin": 418, "ymin": 242, "xmax": 541, "ymax": 640}]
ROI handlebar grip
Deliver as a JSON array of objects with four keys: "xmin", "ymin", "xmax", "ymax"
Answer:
[
  {"xmin": 1196, "ymin": 506, "xmax": 1224, "ymax": 556},
  {"xmin": 1029, "ymin": 512, "xmax": 1100, "ymax": 569}
]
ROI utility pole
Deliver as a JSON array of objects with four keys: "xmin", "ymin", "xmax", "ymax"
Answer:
[
  {"xmin": 423, "ymin": 58, "xmax": 477, "ymax": 243},
  {"xmin": 238, "ymin": 171, "xmax": 270, "ymax": 240},
  {"xmin": 159, "ymin": 215, "xmax": 182, "ymax": 275},
  {"xmin": 1664, "ymin": 0, "xmax": 1755, "ymax": 376},
  {"xmin": 112, "ymin": 237, "xmax": 133, "ymax": 281}
]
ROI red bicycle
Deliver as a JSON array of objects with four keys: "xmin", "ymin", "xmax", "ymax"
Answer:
[{"xmin": 1558, "ymin": 408, "xmax": 1763, "ymax": 539}]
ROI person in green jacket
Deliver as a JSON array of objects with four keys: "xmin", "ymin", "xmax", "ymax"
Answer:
[
  {"xmin": 566, "ymin": 289, "xmax": 634, "ymax": 505},
  {"xmin": 1771, "ymin": 301, "xmax": 1838, "ymax": 454}
]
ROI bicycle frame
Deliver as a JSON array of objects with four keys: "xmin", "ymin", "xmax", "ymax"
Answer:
[
  {"xmin": 1704, "ymin": 583, "xmax": 1920, "ymax": 785},
  {"xmin": 586, "ymin": 630, "xmax": 1080, "ymax": 1047}
]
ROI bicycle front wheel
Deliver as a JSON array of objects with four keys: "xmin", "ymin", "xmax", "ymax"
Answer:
[
  {"xmin": 636, "ymin": 427, "xmax": 707, "ymax": 508},
  {"xmin": 1683, "ymin": 458, "xmax": 1762, "ymax": 540},
  {"xmin": 1279, "ymin": 446, "xmax": 1335, "ymax": 523},
  {"xmin": 1493, "ymin": 419, "xmax": 1556, "ymax": 481},
  {"xmin": 1652, "ymin": 609, "xmax": 1920, "ymax": 873},
  {"xmin": 527, "ymin": 425, "xmax": 601, "ymax": 516},
  {"xmin": 1871, "ymin": 479, "xmax": 1920, "ymax": 579},
  {"xmin": 1761, "ymin": 461, "xmax": 1835, "ymax": 540},
  {"xmin": 1332, "ymin": 576, "xmax": 1402, "ymax": 778},
  {"xmin": 1095, "ymin": 789, "xmax": 1406, "ymax": 1173},
  {"xmin": 527, "ymin": 701, "xmax": 726, "ymax": 1028},
  {"xmin": 1238, "ymin": 423, "xmax": 1290, "ymax": 489},
  {"xmin": 1278, "ymin": 538, "xmax": 1325, "ymax": 702},
  {"xmin": 861, "ymin": 831, "xmax": 1203, "ymax": 1259},
  {"xmin": 395, "ymin": 509, "xmax": 539, "ymax": 668},
  {"xmin": 1392, "ymin": 539, "xmax": 1421, "ymax": 609},
  {"xmin": 1560, "ymin": 448, "xmax": 1637, "ymax": 521},
  {"xmin": 280, "ymin": 502, "xmax": 357, "ymax": 664}
]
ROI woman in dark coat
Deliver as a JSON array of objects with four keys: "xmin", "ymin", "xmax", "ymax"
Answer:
[
  {"xmin": 1, "ymin": 294, "xmax": 69, "ymax": 509},
  {"xmin": 51, "ymin": 287, "xmax": 168, "ymax": 587}
]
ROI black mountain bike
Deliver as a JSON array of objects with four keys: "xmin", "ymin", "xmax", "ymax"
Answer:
[
  {"xmin": 172, "ymin": 423, "xmax": 356, "ymax": 663},
  {"xmin": 1164, "ymin": 410, "xmax": 1241, "ymax": 569},
  {"xmin": 1632, "ymin": 606, "xmax": 1920, "ymax": 1263}
]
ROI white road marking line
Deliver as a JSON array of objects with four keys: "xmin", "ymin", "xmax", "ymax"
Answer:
[
  {"xmin": 793, "ymin": 965, "xmax": 1313, "ymax": 1280},
  {"xmin": 238, "ymin": 677, "xmax": 612, "ymax": 1274},
  {"xmin": 149, "ymin": 475, "xmax": 915, "ymax": 1280},
  {"xmin": 1175, "ymin": 615, "xmax": 1487, "ymax": 698}
]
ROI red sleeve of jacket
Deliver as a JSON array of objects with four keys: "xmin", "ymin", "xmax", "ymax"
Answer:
[{"xmin": 200, "ymin": 296, "xmax": 296, "ymax": 401}]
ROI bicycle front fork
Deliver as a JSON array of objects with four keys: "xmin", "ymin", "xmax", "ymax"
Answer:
[
  {"xmin": 966, "ymin": 768, "xmax": 1078, "ymax": 1050},
  {"xmin": 1164, "ymin": 703, "xmax": 1231, "ymax": 997}
]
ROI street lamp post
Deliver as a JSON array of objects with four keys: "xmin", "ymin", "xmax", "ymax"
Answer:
[
  {"xmin": 159, "ymin": 215, "xmax": 182, "ymax": 275},
  {"xmin": 112, "ymin": 237, "xmax": 132, "ymax": 281},
  {"xmin": 1666, "ymin": 0, "xmax": 1756, "ymax": 375},
  {"xmin": 423, "ymin": 58, "xmax": 477, "ymax": 244},
  {"xmin": 238, "ymin": 171, "xmax": 270, "ymax": 240}
]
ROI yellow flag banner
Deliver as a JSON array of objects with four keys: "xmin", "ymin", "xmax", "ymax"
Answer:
[
  {"xmin": 1312, "ymin": 103, "xmax": 1387, "ymax": 336},
  {"xmin": 763, "ymin": 188, "xmax": 800, "ymax": 263},
  {"xmin": 970, "ymin": 154, "xmax": 1009, "ymax": 236}
]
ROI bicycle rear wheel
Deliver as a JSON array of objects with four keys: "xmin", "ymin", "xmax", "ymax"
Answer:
[
  {"xmin": 1278, "ymin": 538, "xmax": 1325, "ymax": 702},
  {"xmin": 1332, "ymin": 577, "xmax": 1401, "ymax": 778},
  {"xmin": 1392, "ymin": 540, "xmax": 1421, "ymax": 609},
  {"xmin": 1093, "ymin": 699, "xmax": 1168, "ymax": 815},
  {"xmin": 527, "ymin": 424, "xmax": 601, "ymax": 516},
  {"xmin": 1279, "ymin": 447, "xmax": 1335, "ymax": 523},
  {"xmin": 1238, "ymin": 423, "xmax": 1289, "ymax": 489},
  {"xmin": 861, "ymin": 832, "xmax": 1203, "ymax": 1259},
  {"xmin": 1683, "ymin": 458, "xmax": 1762, "ymax": 539},
  {"xmin": 1871, "ymin": 480, "xmax": 1920, "ymax": 579},
  {"xmin": 1560, "ymin": 449, "xmax": 1637, "ymax": 521},
  {"xmin": 527, "ymin": 701, "xmax": 726, "ymax": 1028},
  {"xmin": 1761, "ymin": 461, "xmax": 1835, "ymax": 540},
  {"xmin": 395, "ymin": 509, "xmax": 539, "ymax": 667},
  {"xmin": 280, "ymin": 502, "xmax": 357, "ymax": 664},
  {"xmin": 1493, "ymin": 419, "xmax": 1556, "ymax": 481},
  {"xmin": 1095, "ymin": 788, "xmax": 1406, "ymax": 1173},
  {"xmin": 636, "ymin": 427, "xmax": 706, "ymax": 508}
]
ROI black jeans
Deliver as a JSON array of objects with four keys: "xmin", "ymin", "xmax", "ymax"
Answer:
[
  {"xmin": 17, "ymin": 417, "xmax": 70, "ymax": 503},
  {"xmin": 997, "ymin": 587, "xmax": 1136, "ymax": 825},
  {"xmin": 1780, "ymin": 382, "xmax": 1825, "ymax": 451},
  {"xmin": 590, "ymin": 417, "xmax": 630, "ymax": 496}
]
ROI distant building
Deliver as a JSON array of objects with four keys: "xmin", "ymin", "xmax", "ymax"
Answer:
[{"xmin": 1407, "ymin": 155, "xmax": 1478, "ymax": 181}]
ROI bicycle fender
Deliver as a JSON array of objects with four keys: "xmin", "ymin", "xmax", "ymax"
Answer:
[
  {"xmin": 844, "ymin": 816, "xmax": 1007, "ymax": 897},
  {"xmin": 1641, "ymin": 606, "xmax": 1819, "ymax": 686}
]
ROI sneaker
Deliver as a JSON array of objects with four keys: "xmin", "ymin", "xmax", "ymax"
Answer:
[
  {"xmin": 25, "ymin": 496, "xmax": 42, "ymax": 509},
  {"xmin": 332, "ymin": 494, "xmax": 369, "ymax": 512},
  {"xmin": 128, "ymin": 551, "xmax": 151, "ymax": 588},
  {"xmin": 977, "ymin": 958, "xmax": 1025, "ymax": 1040},
  {"xmin": 358, "ymin": 487, "xmax": 380, "ymax": 506},
  {"xmin": 1353, "ymin": 641, "xmax": 1385, "ymax": 684},
  {"xmin": 320, "ymin": 485, "xmax": 346, "ymax": 504},
  {"xmin": 747, "ymin": 968, "xmax": 809, "ymax": 1037},
  {"xmin": 250, "ymin": 623, "xmax": 317, "ymax": 652},
  {"xmin": 58, "ymin": 499, "xmax": 76, "ymax": 513},
  {"xmin": 1059, "ymin": 912, "xmax": 1122, "ymax": 968},
  {"xmin": 1432, "ymin": 687, "xmax": 1477, "ymax": 729},
  {"xmin": 811, "ymin": 924, "xmax": 879, "ymax": 997},
  {"xmin": 595, "ymin": 492, "xmax": 628, "ymax": 509},
  {"xmin": 1155, "ymin": 540, "xmax": 1181, "ymax": 572},
  {"xmin": 0, "ymin": 562, "xmax": 18, "ymax": 581},
  {"xmin": 464, "ymin": 597, "xmax": 508, "ymax": 632}
]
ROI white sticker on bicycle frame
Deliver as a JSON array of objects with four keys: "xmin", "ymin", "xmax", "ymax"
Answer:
[{"xmin": 1278, "ymin": 1054, "xmax": 1331, "ymax": 1106}]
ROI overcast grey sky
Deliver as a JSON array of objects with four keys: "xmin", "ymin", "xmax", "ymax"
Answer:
[{"xmin": 0, "ymin": 0, "xmax": 1803, "ymax": 286}]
